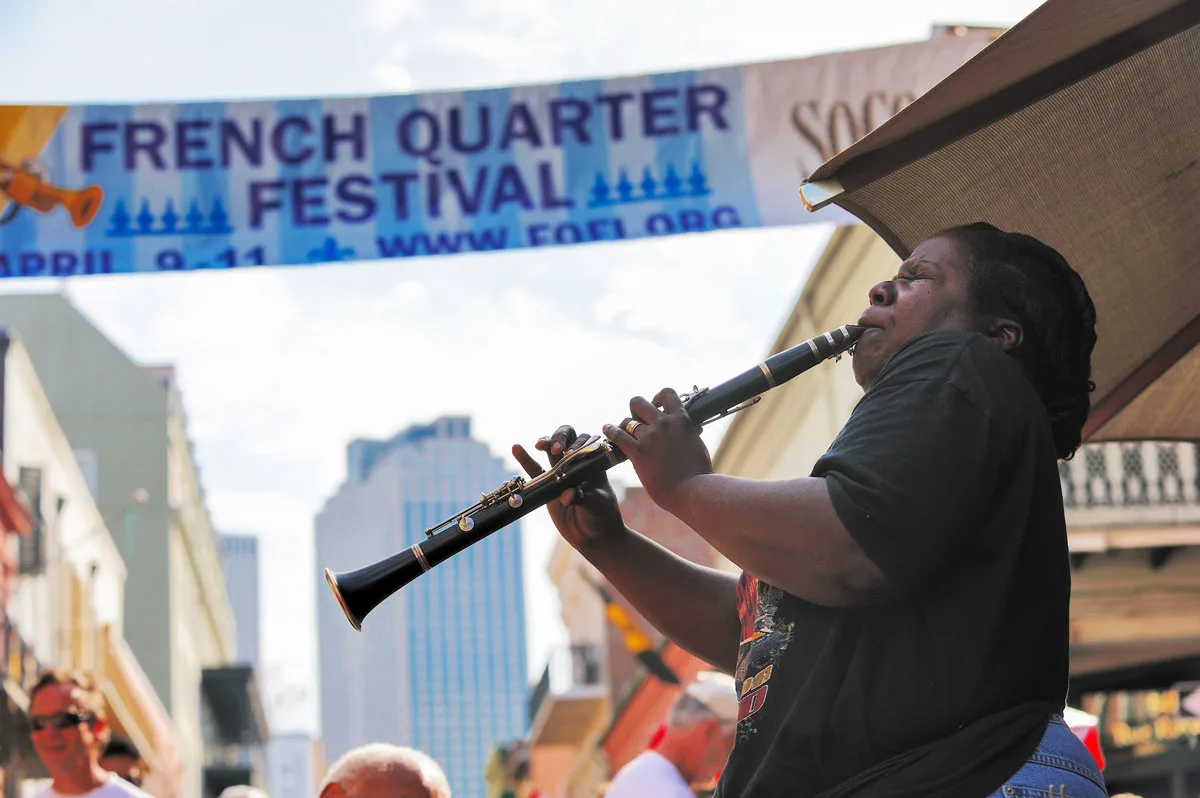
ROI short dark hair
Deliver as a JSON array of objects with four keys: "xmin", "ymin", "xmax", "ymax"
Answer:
[
  {"xmin": 943, "ymin": 222, "xmax": 1097, "ymax": 460},
  {"xmin": 102, "ymin": 736, "xmax": 141, "ymax": 761}
]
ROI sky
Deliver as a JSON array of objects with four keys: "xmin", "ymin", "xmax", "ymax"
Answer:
[{"xmin": 2, "ymin": 0, "xmax": 1042, "ymax": 736}]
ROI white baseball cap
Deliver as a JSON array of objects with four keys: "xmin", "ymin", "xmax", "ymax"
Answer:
[{"xmin": 685, "ymin": 671, "xmax": 739, "ymax": 725}]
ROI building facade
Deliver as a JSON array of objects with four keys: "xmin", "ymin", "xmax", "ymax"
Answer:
[
  {"xmin": 0, "ymin": 294, "xmax": 266, "ymax": 798},
  {"xmin": 0, "ymin": 331, "xmax": 183, "ymax": 797},
  {"xmin": 596, "ymin": 488, "xmax": 727, "ymax": 781},
  {"xmin": 500, "ymin": 487, "xmax": 724, "ymax": 798},
  {"xmin": 523, "ymin": 538, "xmax": 609, "ymax": 798},
  {"xmin": 317, "ymin": 416, "xmax": 528, "ymax": 798},
  {"xmin": 218, "ymin": 535, "xmax": 260, "ymax": 668},
  {"xmin": 266, "ymin": 732, "xmax": 320, "ymax": 797},
  {"xmin": 215, "ymin": 533, "xmax": 268, "ymax": 790}
]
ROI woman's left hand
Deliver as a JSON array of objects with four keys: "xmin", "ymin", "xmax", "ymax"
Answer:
[{"xmin": 604, "ymin": 387, "xmax": 713, "ymax": 513}]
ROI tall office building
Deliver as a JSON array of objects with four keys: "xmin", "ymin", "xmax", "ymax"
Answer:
[
  {"xmin": 219, "ymin": 533, "xmax": 261, "ymax": 666},
  {"xmin": 316, "ymin": 417, "xmax": 528, "ymax": 798},
  {"xmin": 216, "ymin": 533, "xmax": 269, "ymax": 788}
]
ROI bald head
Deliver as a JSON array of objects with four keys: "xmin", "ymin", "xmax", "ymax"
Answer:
[
  {"xmin": 218, "ymin": 788, "xmax": 269, "ymax": 798},
  {"xmin": 319, "ymin": 744, "xmax": 450, "ymax": 798}
]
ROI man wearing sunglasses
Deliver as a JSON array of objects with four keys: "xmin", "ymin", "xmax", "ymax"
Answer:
[{"xmin": 27, "ymin": 669, "xmax": 149, "ymax": 797}]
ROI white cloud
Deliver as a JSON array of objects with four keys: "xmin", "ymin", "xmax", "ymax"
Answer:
[
  {"xmin": 374, "ymin": 63, "xmax": 415, "ymax": 93},
  {"xmin": 364, "ymin": 0, "xmax": 420, "ymax": 28}
]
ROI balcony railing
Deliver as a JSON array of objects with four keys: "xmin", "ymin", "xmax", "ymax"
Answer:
[
  {"xmin": 1059, "ymin": 440, "xmax": 1200, "ymax": 530},
  {"xmin": 528, "ymin": 644, "xmax": 603, "ymax": 724}
]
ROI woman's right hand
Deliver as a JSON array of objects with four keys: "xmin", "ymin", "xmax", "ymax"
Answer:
[{"xmin": 512, "ymin": 425, "xmax": 626, "ymax": 550}]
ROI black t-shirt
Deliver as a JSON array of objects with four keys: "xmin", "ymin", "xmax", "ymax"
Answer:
[{"xmin": 714, "ymin": 331, "xmax": 1070, "ymax": 798}]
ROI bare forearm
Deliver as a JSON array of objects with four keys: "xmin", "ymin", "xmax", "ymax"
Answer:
[
  {"xmin": 666, "ymin": 473, "xmax": 887, "ymax": 607},
  {"xmin": 577, "ymin": 526, "xmax": 741, "ymax": 673}
]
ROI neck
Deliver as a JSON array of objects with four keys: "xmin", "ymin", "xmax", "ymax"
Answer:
[
  {"xmin": 50, "ymin": 760, "xmax": 109, "ymax": 795},
  {"xmin": 654, "ymin": 733, "xmax": 697, "ymax": 784}
]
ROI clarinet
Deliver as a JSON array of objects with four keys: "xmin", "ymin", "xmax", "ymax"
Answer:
[{"xmin": 325, "ymin": 324, "xmax": 864, "ymax": 630}]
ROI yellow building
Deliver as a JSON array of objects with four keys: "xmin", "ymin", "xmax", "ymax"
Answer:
[
  {"xmin": 0, "ymin": 332, "xmax": 183, "ymax": 796},
  {"xmin": 0, "ymin": 294, "xmax": 267, "ymax": 798},
  {"xmin": 713, "ymin": 224, "xmax": 1200, "ymax": 793}
]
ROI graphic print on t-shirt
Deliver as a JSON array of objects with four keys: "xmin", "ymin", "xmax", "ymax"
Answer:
[{"xmin": 734, "ymin": 571, "xmax": 794, "ymax": 743}]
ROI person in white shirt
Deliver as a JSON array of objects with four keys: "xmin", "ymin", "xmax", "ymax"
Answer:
[
  {"xmin": 605, "ymin": 672, "xmax": 739, "ymax": 798},
  {"xmin": 28, "ymin": 669, "xmax": 150, "ymax": 797}
]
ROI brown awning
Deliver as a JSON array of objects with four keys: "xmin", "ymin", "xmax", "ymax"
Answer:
[{"xmin": 799, "ymin": 0, "xmax": 1200, "ymax": 442}]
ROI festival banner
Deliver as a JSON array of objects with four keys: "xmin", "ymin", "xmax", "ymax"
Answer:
[{"xmin": 0, "ymin": 32, "xmax": 993, "ymax": 278}]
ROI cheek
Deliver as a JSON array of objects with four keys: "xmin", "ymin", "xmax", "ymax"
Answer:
[
  {"xmin": 32, "ymin": 734, "xmax": 65, "ymax": 752},
  {"xmin": 896, "ymin": 287, "xmax": 960, "ymax": 333},
  {"xmin": 891, "ymin": 295, "xmax": 924, "ymax": 330}
]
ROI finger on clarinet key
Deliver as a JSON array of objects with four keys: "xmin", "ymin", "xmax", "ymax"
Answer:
[
  {"xmin": 603, "ymin": 423, "xmax": 637, "ymax": 450},
  {"xmin": 550, "ymin": 424, "xmax": 576, "ymax": 448},
  {"xmin": 654, "ymin": 387, "xmax": 683, "ymax": 412},
  {"xmin": 629, "ymin": 395, "xmax": 664, "ymax": 420}
]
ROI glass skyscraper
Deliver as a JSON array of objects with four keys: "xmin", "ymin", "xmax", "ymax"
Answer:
[{"xmin": 316, "ymin": 416, "xmax": 528, "ymax": 798}]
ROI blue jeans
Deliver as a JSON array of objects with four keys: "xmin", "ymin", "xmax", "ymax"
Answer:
[{"xmin": 987, "ymin": 715, "xmax": 1108, "ymax": 797}]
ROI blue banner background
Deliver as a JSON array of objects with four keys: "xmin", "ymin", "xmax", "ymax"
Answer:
[{"xmin": 0, "ymin": 67, "xmax": 772, "ymax": 277}]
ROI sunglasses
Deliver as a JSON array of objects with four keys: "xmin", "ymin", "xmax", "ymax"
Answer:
[{"xmin": 30, "ymin": 711, "xmax": 95, "ymax": 732}]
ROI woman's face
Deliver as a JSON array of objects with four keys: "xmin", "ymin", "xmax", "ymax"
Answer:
[{"xmin": 851, "ymin": 234, "xmax": 981, "ymax": 389}]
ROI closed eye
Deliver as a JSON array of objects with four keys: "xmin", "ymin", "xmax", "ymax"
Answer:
[{"xmin": 896, "ymin": 267, "xmax": 931, "ymax": 283}]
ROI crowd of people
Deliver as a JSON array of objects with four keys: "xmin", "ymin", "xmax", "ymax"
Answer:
[
  {"xmin": 20, "ymin": 668, "xmax": 454, "ymax": 798},
  {"xmin": 19, "ymin": 662, "xmax": 745, "ymax": 798}
]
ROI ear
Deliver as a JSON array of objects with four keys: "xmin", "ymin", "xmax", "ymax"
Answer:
[
  {"xmin": 320, "ymin": 782, "xmax": 344, "ymax": 798},
  {"xmin": 986, "ymin": 318, "xmax": 1024, "ymax": 352},
  {"xmin": 92, "ymin": 716, "xmax": 110, "ymax": 743}
]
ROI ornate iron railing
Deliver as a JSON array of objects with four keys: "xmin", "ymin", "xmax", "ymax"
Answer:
[{"xmin": 1059, "ymin": 440, "xmax": 1200, "ymax": 526}]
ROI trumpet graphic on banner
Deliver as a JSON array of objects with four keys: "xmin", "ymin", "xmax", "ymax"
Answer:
[
  {"xmin": 0, "ymin": 158, "xmax": 104, "ymax": 229},
  {"xmin": 582, "ymin": 570, "xmax": 680, "ymax": 686}
]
